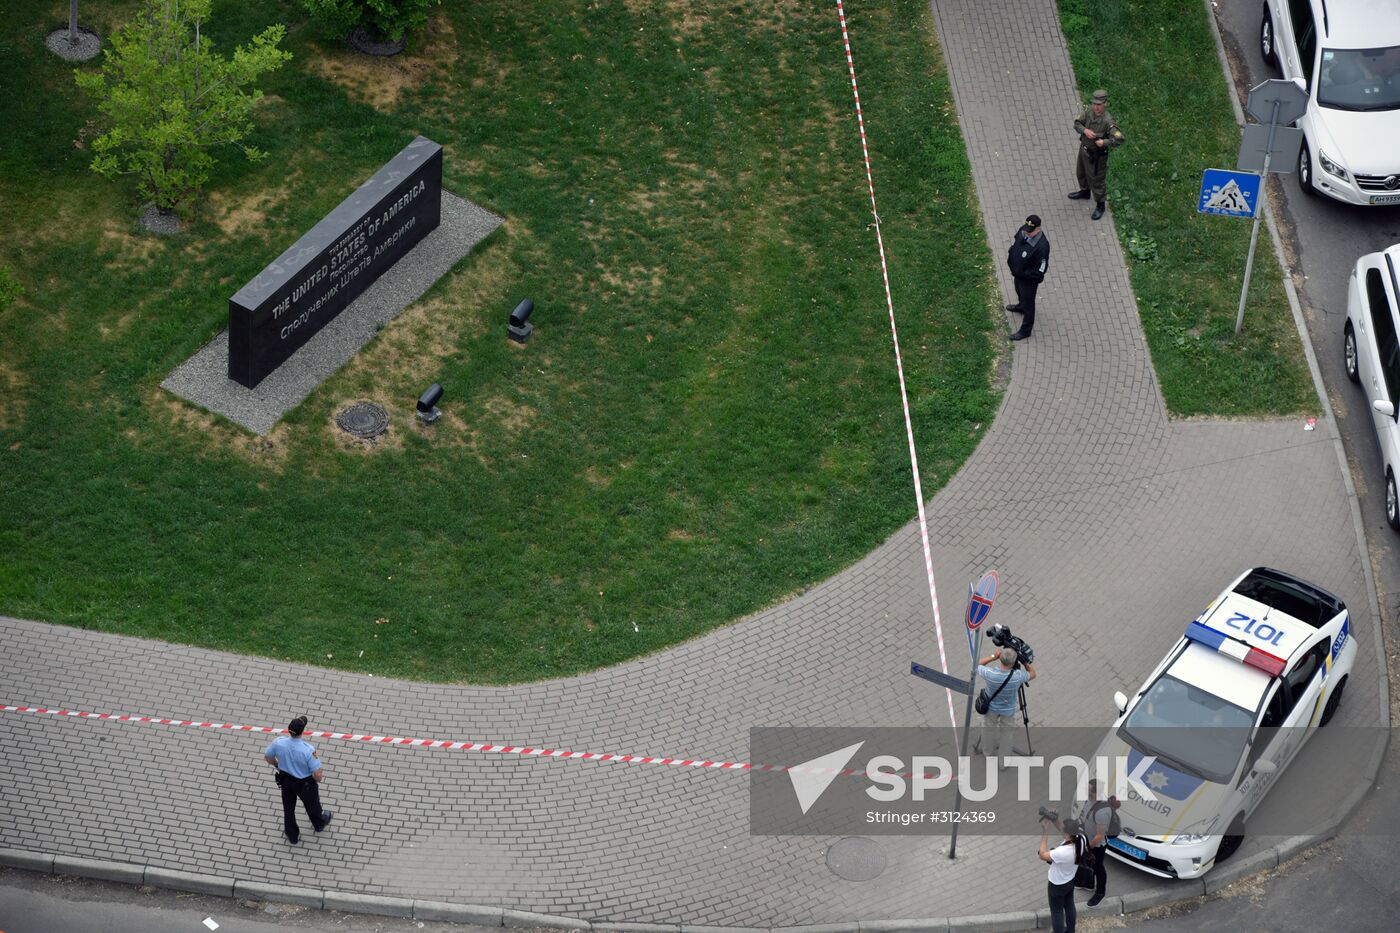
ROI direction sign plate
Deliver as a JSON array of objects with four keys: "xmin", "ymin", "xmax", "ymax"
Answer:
[
  {"xmin": 910, "ymin": 661, "xmax": 973, "ymax": 695},
  {"xmin": 1198, "ymin": 168, "xmax": 1262, "ymax": 217}
]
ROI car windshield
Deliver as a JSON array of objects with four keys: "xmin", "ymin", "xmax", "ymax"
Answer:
[
  {"xmin": 1318, "ymin": 47, "xmax": 1400, "ymax": 111},
  {"xmin": 1119, "ymin": 674, "xmax": 1253, "ymax": 783}
]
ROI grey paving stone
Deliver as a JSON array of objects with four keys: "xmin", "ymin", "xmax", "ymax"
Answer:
[
  {"xmin": 593, "ymin": 925, "xmax": 683, "ymax": 933},
  {"xmin": 504, "ymin": 908, "xmax": 591, "ymax": 929},
  {"xmin": 51, "ymin": 855, "xmax": 143, "ymax": 885},
  {"xmin": 143, "ymin": 866, "xmax": 235, "ymax": 897},
  {"xmin": 0, "ymin": 849, "xmax": 54, "ymax": 873},
  {"xmin": 235, "ymin": 880, "xmax": 325, "ymax": 909},
  {"xmin": 1077, "ymin": 895, "xmax": 1122, "ymax": 917},
  {"xmin": 945, "ymin": 912, "xmax": 1035, "ymax": 932},
  {"xmin": 860, "ymin": 920, "xmax": 949, "ymax": 933},
  {"xmin": 1117, "ymin": 881, "xmax": 1203, "ymax": 914},
  {"xmin": 323, "ymin": 891, "xmax": 414, "ymax": 917},
  {"xmin": 1275, "ymin": 834, "xmax": 1325, "ymax": 864},
  {"xmin": 414, "ymin": 900, "xmax": 505, "ymax": 924},
  {"xmin": 1203, "ymin": 849, "xmax": 1279, "ymax": 895}
]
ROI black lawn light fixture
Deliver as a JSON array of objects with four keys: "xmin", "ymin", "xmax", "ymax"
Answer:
[
  {"xmin": 417, "ymin": 383, "xmax": 443, "ymax": 423},
  {"xmin": 508, "ymin": 298, "xmax": 534, "ymax": 344}
]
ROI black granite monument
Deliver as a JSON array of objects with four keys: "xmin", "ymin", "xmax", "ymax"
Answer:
[{"xmin": 228, "ymin": 136, "xmax": 443, "ymax": 388}]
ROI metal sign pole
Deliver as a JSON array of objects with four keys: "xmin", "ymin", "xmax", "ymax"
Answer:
[
  {"xmin": 1236, "ymin": 99, "xmax": 1280, "ymax": 334},
  {"xmin": 948, "ymin": 626, "xmax": 982, "ymax": 860}
]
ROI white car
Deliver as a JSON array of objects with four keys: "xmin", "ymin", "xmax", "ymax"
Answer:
[
  {"xmin": 1092, "ymin": 567, "xmax": 1353, "ymax": 879},
  {"xmin": 1342, "ymin": 244, "xmax": 1400, "ymax": 527},
  {"xmin": 1260, "ymin": 0, "xmax": 1400, "ymax": 205}
]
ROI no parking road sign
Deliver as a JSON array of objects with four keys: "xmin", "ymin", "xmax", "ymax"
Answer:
[
  {"xmin": 965, "ymin": 570, "xmax": 998, "ymax": 630},
  {"xmin": 1198, "ymin": 168, "xmax": 1261, "ymax": 218}
]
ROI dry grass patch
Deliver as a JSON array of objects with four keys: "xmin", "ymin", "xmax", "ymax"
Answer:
[
  {"xmin": 303, "ymin": 14, "xmax": 462, "ymax": 110},
  {"xmin": 146, "ymin": 390, "xmax": 293, "ymax": 470},
  {"xmin": 206, "ymin": 169, "xmax": 302, "ymax": 236},
  {"xmin": 337, "ymin": 249, "xmax": 511, "ymax": 395},
  {"xmin": 96, "ymin": 216, "xmax": 168, "ymax": 268},
  {"xmin": 0, "ymin": 359, "xmax": 27, "ymax": 430},
  {"xmin": 479, "ymin": 393, "xmax": 536, "ymax": 437},
  {"xmin": 96, "ymin": 309, "xmax": 138, "ymax": 341},
  {"xmin": 600, "ymin": 263, "xmax": 664, "ymax": 298},
  {"xmin": 621, "ymin": 0, "xmax": 709, "ymax": 39}
]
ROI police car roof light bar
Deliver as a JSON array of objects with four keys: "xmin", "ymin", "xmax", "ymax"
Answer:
[{"xmin": 1185, "ymin": 621, "xmax": 1287, "ymax": 677}]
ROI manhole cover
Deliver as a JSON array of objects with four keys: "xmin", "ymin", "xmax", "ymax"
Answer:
[
  {"xmin": 826, "ymin": 836, "xmax": 886, "ymax": 881},
  {"xmin": 335, "ymin": 402, "xmax": 390, "ymax": 439}
]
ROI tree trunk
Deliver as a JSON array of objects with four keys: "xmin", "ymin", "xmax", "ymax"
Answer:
[{"xmin": 68, "ymin": 0, "xmax": 79, "ymax": 43}]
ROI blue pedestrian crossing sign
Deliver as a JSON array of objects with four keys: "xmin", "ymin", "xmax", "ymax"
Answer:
[{"xmin": 1198, "ymin": 169, "xmax": 1262, "ymax": 217}]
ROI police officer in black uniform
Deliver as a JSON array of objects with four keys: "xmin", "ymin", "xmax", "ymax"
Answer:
[{"xmin": 1006, "ymin": 214, "xmax": 1050, "ymax": 341}]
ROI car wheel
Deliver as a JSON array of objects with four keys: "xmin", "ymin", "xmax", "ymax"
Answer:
[
  {"xmin": 1260, "ymin": 6, "xmax": 1278, "ymax": 67},
  {"xmin": 1388, "ymin": 471, "xmax": 1400, "ymax": 530},
  {"xmin": 1299, "ymin": 140, "xmax": 1316, "ymax": 196},
  {"xmin": 1345, "ymin": 323, "xmax": 1361, "ymax": 384},
  {"xmin": 1216, "ymin": 815, "xmax": 1246, "ymax": 863},
  {"xmin": 1320, "ymin": 675, "xmax": 1348, "ymax": 726}
]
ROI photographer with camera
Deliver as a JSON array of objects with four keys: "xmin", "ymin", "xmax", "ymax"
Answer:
[
  {"xmin": 1038, "ymin": 814, "xmax": 1087, "ymax": 933},
  {"xmin": 974, "ymin": 644, "xmax": 1035, "ymax": 760}
]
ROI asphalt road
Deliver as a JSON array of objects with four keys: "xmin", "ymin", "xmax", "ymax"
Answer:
[
  {"xmin": 1112, "ymin": 1, "xmax": 1400, "ymax": 927},
  {"xmin": 1212, "ymin": 0, "xmax": 1400, "ymax": 571},
  {"xmin": 0, "ymin": 867, "xmax": 491, "ymax": 933}
]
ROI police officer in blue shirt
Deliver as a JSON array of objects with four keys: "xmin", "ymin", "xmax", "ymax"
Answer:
[{"xmin": 264, "ymin": 715, "xmax": 333, "ymax": 844}]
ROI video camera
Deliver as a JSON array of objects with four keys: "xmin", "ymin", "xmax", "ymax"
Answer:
[{"xmin": 988, "ymin": 623, "xmax": 1034, "ymax": 665}]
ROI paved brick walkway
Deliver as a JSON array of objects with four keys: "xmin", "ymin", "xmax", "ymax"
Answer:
[{"xmin": 0, "ymin": 0, "xmax": 1382, "ymax": 926}]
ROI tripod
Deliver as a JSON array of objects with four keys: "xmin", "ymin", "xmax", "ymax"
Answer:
[{"xmin": 1016, "ymin": 683, "xmax": 1034, "ymax": 756}]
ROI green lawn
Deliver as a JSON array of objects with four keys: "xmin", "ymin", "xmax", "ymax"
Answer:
[
  {"xmin": 0, "ymin": 0, "xmax": 1000, "ymax": 682},
  {"xmin": 1059, "ymin": 0, "xmax": 1316, "ymax": 416}
]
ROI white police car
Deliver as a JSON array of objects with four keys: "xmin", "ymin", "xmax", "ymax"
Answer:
[{"xmin": 1092, "ymin": 567, "xmax": 1353, "ymax": 879}]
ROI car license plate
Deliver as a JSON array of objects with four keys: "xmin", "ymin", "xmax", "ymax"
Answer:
[
  {"xmin": 1108, "ymin": 837, "xmax": 1148, "ymax": 861},
  {"xmin": 1370, "ymin": 193, "xmax": 1400, "ymax": 205}
]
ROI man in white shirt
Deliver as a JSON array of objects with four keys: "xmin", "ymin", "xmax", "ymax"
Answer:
[{"xmin": 1038, "ymin": 817, "xmax": 1083, "ymax": 933}]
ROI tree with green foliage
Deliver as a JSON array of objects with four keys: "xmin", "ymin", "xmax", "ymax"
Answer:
[
  {"xmin": 303, "ymin": 0, "xmax": 442, "ymax": 46},
  {"xmin": 75, "ymin": 0, "xmax": 291, "ymax": 214}
]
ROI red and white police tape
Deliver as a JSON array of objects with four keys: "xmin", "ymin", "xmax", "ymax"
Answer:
[
  {"xmin": 0, "ymin": 703, "xmax": 765, "ymax": 771},
  {"xmin": 0, "ymin": 703, "xmax": 954, "ymax": 780},
  {"xmin": 834, "ymin": 0, "xmax": 957, "ymax": 732}
]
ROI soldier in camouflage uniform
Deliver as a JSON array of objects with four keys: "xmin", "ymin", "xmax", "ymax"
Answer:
[{"xmin": 1068, "ymin": 89, "xmax": 1124, "ymax": 220}]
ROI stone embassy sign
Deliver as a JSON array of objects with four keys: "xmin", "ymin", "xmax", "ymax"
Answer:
[{"xmin": 227, "ymin": 136, "xmax": 443, "ymax": 388}]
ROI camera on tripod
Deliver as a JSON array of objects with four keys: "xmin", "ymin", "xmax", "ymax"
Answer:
[{"xmin": 988, "ymin": 623, "xmax": 1035, "ymax": 665}]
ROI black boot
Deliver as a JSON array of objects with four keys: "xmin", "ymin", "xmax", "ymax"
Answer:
[
  {"xmin": 1067, "ymin": 189, "xmax": 1090, "ymax": 200},
  {"xmin": 1092, "ymin": 201, "xmax": 1106, "ymax": 220}
]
